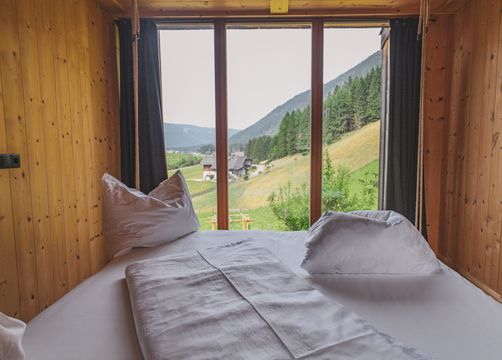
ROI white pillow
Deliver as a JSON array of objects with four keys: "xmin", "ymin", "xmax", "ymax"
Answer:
[
  {"xmin": 301, "ymin": 210, "xmax": 440, "ymax": 275},
  {"xmin": 0, "ymin": 313, "xmax": 26, "ymax": 360},
  {"xmin": 102, "ymin": 171, "xmax": 200, "ymax": 257}
]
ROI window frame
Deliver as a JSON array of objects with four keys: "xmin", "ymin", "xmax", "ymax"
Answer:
[{"xmin": 158, "ymin": 18, "xmax": 389, "ymax": 230}]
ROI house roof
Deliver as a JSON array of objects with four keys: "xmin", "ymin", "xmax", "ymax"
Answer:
[
  {"xmin": 201, "ymin": 155, "xmax": 249, "ymax": 171},
  {"xmin": 201, "ymin": 155, "xmax": 214, "ymax": 166},
  {"xmin": 229, "ymin": 156, "xmax": 246, "ymax": 171}
]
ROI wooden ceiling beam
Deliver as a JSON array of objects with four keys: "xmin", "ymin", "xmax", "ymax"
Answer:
[{"xmin": 95, "ymin": 0, "xmax": 464, "ymax": 19}]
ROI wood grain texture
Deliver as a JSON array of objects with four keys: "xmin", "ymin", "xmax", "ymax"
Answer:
[
  {"xmin": 422, "ymin": 15, "xmax": 452, "ymax": 254},
  {"xmin": 214, "ymin": 21, "xmax": 229, "ymax": 230},
  {"xmin": 0, "ymin": 0, "xmax": 119, "ymax": 321},
  {"xmin": 424, "ymin": 0, "xmax": 502, "ymax": 301},
  {"xmin": 95, "ymin": 0, "xmax": 464, "ymax": 17}
]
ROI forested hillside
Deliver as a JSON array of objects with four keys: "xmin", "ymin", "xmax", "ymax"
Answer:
[
  {"xmin": 230, "ymin": 50, "xmax": 381, "ymax": 145},
  {"xmin": 246, "ymin": 66, "xmax": 381, "ymax": 162}
]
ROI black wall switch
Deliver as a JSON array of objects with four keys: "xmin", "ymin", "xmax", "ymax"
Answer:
[{"xmin": 0, "ymin": 154, "xmax": 21, "ymax": 169}]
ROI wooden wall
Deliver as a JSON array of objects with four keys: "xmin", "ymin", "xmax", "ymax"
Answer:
[
  {"xmin": 424, "ymin": 0, "xmax": 502, "ymax": 302},
  {"xmin": 0, "ymin": 0, "xmax": 120, "ymax": 321}
]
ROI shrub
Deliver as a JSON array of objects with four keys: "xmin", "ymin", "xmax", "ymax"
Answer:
[
  {"xmin": 268, "ymin": 152, "xmax": 379, "ymax": 231},
  {"xmin": 268, "ymin": 183, "xmax": 310, "ymax": 231}
]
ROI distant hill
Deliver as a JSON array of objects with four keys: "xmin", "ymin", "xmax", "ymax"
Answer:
[
  {"xmin": 164, "ymin": 123, "xmax": 240, "ymax": 150},
  {"xmin": 229, "ymin": 50, "xmax": 381, "ymax": 145}
]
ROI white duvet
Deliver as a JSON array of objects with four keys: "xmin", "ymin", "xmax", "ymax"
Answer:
[{"xmin": 125, "ymin": 241, "xmax": 433, "ymax": 360}]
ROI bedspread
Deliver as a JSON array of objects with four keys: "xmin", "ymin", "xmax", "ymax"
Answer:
[{"xmin": 125, "ymin": 241, "xmax": 433, "ymax": 360}]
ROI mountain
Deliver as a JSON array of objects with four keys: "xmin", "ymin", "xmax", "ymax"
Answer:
[
  {"xmin": 163, "ymin": 123, "xmax": 240, "ymax": 150},
  {"xmin": 229, "ymin": 50, "xmax": 381, "ymax": 145}
]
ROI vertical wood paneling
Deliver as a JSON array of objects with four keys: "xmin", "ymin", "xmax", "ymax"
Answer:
[
  {"xmin": 425, "ymin": 0, "xmax": 502, "ymax": 302},
  {"xmin": 423, "ymin": 15, "xmax": 451, "ymax": 254},
  {"xmin": 63, "ymin": 0, "xmax": 91, "ymax": 283},
  {"xmin": 0, "ymin": 0, "xmax": 40, "ymax": 320},
  {"xmin": 39, "ymin": 0, "xmax": 69, "ymax": 299},
  {"xmin": 17, "ymin": 0, "xmax": 57, "ymax": 311},
  {"xmin": 485, "ymin": 10, "xmax": 502, "ymax": 291},
  {"xmin": 495, "ymin": 1, "xmax": 502, "ymax": 295},
  {"xmin": 0, "ymin": 0, "xmax": 119, "ymax": 321},
  {"xmin": 470, "ymin": 0, "xmax": 500, "ymax": 281},
  {"xmin": 49, "ymin": 0, "xmax": 80, "ymax": 290},
  {"xmin": 442, "ymin": 6, "xmax": 466, "ymax": 263},
  {"xmin": 0, "ymin": 62, "xmax": 20, "ymax": 318}
]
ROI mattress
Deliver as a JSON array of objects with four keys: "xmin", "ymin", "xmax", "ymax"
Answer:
[{"xmin": 23, "ymin": 230, "xmax": 502, "ymax": 360}]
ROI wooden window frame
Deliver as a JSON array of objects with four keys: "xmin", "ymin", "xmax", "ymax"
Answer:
[{"xmin": 158, "ymin": 18, "xmax": 387, "ymax": 230}]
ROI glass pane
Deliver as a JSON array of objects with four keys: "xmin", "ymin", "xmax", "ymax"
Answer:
[
  {"xmin": 322, "ymin": 27, "xmax": 383, "ymax": 212},
  {"xmin": 227, "ymin": 25, "xmax": 311, "ymax": 230},
  {"xmin": 160, "ymin": 26, "xmax": 217, "ymax": 229}
]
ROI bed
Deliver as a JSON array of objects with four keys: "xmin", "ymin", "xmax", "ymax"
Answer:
[{"xmin": 23, "ymin": 230, "xmax": 502, "ymax": 360}]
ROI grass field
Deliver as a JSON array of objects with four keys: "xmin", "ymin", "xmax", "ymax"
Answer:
[
  {"xmin": 166, "ymin": 152, "xmax": 201, "ymax": 169},
  {"xmin": 168, "ymin": 121, "xmax": 380, "ymax": 230}
]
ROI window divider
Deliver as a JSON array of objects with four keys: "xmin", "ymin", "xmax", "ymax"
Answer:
[
  {"xmin": 310, "ymin": 20, "xmax": 324, "ymax": 225},
  {"xmin": 214, "ymin": 20, "xmax": 229, "ymax": 230}
]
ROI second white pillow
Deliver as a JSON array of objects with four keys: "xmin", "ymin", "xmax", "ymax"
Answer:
[{"xmin": 301, "ymin": 210, "xmax": 440, "ymax": 275}]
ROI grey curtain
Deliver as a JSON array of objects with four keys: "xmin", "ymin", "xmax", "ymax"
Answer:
[
  {"xmin": 385, "ymin": 18, "xmax": 423, "ymax": 227},
  {"xmin": 118, "ymin": 19, "xmax": 167, "ymax": 193},
  {"xmin": 118, "ymin": 19, "xmax": 135, "ymax": 188}
]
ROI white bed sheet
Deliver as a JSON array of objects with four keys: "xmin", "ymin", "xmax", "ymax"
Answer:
[{"xmin": 23, "ymin": 230, "xmax": 502, "ymax": 360}]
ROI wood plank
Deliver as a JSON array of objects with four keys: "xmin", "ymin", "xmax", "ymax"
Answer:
[
  {"xmin": 88, "ymin": 1, "xmax": 109, "ymax": 270},
  {"xmin": 495, "ymin": 0, "xmax": 502, "ymax": 294},
  {"xmin": 437, "ymin": 16, "xmax": 453, "ymax": 259},
  {"xmin": 83, "ymin": 0, "xmax": 104, "ymax": 273},
  {"xmin": 457, "ymin": 0, "xmax": 476, "ymax": 275},
  {"xmin": 442, "ymin": 9, "xmax": 465, "ymax": 263},
  {"xmin": 310, "ymin": 20, "xmax": 323, "ymax": 225},
  {"xmin": 37, "ymin": 0, "xmax": 69, "ymax": 299},
  {"xmin": 423, "ymin": 16, "xmax": 450, "ymax": 254},
  {"xmin": 94, "ymin": 2, "xmax": 120, "ymax": 268},
  {"xmin": 63, "ymin": 0, "xmax": 92, "ymax": 283},
  {"xmin": 470, "ymin": 0, "xmax": 500, "ymax": 282},
  {"xmin": 76, "ymin": 0, "xmax": 97, "ymax": 279},
  {"xmin": 17, "ymin": 0, "xmax": 58, "ymax": 312},
  {"xmin": 486, "ymin": 2, "xmax": 502, "ymax": 290},
  {"xmin": 0, "ymin": 58, "xmax": 20, "ymax": 318},
  {"xmin": 49, "ymin": 0, "xmax": 80, "ymax": 290},
  {"xmin": 452, "ymin": 2, "xmax": 473, "ymax": 269},
  {"xmin": 0, "ymin": 0, "xmax": 40, "ymax": 321}
]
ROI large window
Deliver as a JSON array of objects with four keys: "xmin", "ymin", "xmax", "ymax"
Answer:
[
  {"xmin": 322, "ymin": 27, "xmax": 382, "ymax": 213},
  {"xmin": 159, "ymin": 21, "xmax": 386, "ymax": 230},
  {"xmin": 160, "ymin": 25, "xmax": 217, "ymax": 228},
  {"xmin": 227, "ymin": 25, "xmax": 311, "ymax": 230}
]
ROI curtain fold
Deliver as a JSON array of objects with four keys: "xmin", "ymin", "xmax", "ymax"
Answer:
[
  {"xmin": 118, "ymin": 19, "xmax": 135, "ymax": 188},
  {"xmin": 385, "ymin": 18, "xmax": 422, "ymax": 225},
  {"xmin": 117, "ymin": 19, "xmax": 167, "ymax": 193},
  {"xmin": 137, "ymin": 20, "xmax": 167, "ymax": 193}
]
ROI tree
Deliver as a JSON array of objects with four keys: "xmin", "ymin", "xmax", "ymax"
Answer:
[
  {"xmin": 268, "ymin": 183, "xmax": 310, "ymax": 231},
  {"xmin": 365, "ymin": 67, "xmax": 381, "ymax": 123},
  {"xmin": 247, "ymin": 65, "xmax": 381, "ymax": 163}
]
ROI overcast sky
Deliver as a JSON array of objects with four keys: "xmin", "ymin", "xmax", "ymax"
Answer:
[{"xmin": 160, "ymin": 27, "xmax": 381, "ymax": 129}]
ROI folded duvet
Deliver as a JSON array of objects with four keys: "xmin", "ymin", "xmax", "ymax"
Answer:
[{"xmin": 125, "ymin": 241, "xmax": 433, "ymax": 360}]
